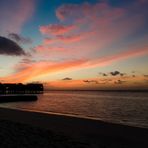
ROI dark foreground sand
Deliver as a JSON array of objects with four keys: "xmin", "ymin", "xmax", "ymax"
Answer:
[{"xmin": 0, "ymin": 107, "xmax": 148, "ymax": 148}]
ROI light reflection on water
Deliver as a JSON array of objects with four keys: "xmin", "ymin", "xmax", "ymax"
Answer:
[{"xmin": 0, "ymin": 91, "xmax": 148, "ymax": 128}]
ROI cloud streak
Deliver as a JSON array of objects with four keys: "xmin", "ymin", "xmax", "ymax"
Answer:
[
  {"xmin": 0, "ymin": 0, "xmax": 35, "ymax": 35},
  {"xmin": 85, "ymin": 46, "xmax": 148, "ymax": 68},
  {"xmin": 1, "ymin": 45, "xmax": 148, "ymax": 83},
  {"xmin": 0, "ymin": 59, "xmax": 86, "ymax": 83},
  {"xmin": 8, "ymin": 33, "xmax": 32, "ymax": 44}
]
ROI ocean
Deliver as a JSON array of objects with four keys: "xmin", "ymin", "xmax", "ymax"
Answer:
[{"xmin": 0, "ymin": 91, "xmax": 148, "ymax": 128}]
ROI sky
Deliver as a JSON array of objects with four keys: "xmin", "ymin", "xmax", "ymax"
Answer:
[{"xmin": 0, "ymin": 0, "xmax": 148, "ymax": 90}]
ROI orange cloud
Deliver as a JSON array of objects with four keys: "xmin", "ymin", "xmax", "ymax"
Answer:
[
  {"xmin": 1, "ymin": 45, "xmax": 147, "ymax": 83},
  {"xmin": 0, "ymin": 59, "xmax": 87, "ymax": 83}
]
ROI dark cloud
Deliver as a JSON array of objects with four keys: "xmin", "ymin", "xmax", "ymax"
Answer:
[
  {"xmin": 110, "ymin": 71, "xmax": 120, "ymax": 76},
  {"xmin": 120, "ymin": 73, "xmax": 126, "ymax": 77},
  {"xmin": 0, "ymin": 36, "xmax": 26, "ymax": 56},
  {"xmin": 20, "ymin": 58, "xmax": 36, "ymax": 64},
  {"xmin": 99, "ymin": 71, "xmax": 128, "ymax": 77},
  {"xmin": 144, "ymin": 75, "xmax": 148, "ymax": 78},
  {"xmin": 62, "ymin": 77, "xmax": 72, "ymax": 80},
  {"xmin": 8, "ymin": 33, "xmax": 32, "ymax": 44},
  {"xmin": 99, "ymin": 72, "xmax": 108, "ymax": 76},
  {"xmin": 83, "ymin": 80, "xmax": 98, "ymax": 84}
]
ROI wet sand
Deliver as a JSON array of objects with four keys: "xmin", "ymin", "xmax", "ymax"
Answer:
[{"xmin": 0, "ymin": 107, "xmax": 148, "ymax": 148}]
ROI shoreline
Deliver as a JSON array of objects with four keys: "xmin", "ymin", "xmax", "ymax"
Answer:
[
  {"xmin": 0, "ymin": 107, "xmax": 148, "ymax": 147},
  {"xmin": 1, "ymin": 106, "xmax": 147, "ymax": 129}
]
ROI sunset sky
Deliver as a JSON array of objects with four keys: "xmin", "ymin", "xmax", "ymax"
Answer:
[{"xmin": 0, "ymin": 0, "xmax": 148, "ymax": 90}]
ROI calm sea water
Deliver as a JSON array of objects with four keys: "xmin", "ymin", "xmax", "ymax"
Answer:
[{"xmin": 0, "ymin": 91, "xmax": 148, "ymax": 128}]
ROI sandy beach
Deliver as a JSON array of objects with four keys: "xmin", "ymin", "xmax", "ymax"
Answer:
[{"xmin": 0, "ymin": 107, "xmax": 148, "ymax": 148}]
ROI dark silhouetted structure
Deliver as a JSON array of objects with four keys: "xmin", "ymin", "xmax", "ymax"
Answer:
[
  {"xmin": 0, "ymin": 95, "xmax": 38, "ymax": 102},
  {"xmin": 0, "ymin": 83, "xmax": 43, "ymax": 94}
]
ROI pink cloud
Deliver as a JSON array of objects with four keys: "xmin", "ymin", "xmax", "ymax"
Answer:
[
  {"xmin": 56, "ymin": 3, "xmax": 82, "ymax": 21},
  {"xmin": 40, "ymin": 24, "xmax": 75, "ymax": 35},
  {"xmin": 42, "ymin": 33, "xmax": 86, "ymax": 44},
  {"xmin": 43, "ymin": 38, "xmax": 56, "ymax": 45},
  {"xmin": 35, "ymin": 45, "xmax": 67, "ymax": 53},
  {"xmin": 55, "ymin": 1, "xmax": 145, "ymax": 36},
  {"xmin": 38, "ymin": 0, "xmax": 146, "ymax": 53},
  {"xmin": 55, "ymin": 2, "xmax": 125, "ymax": 22},
  {"xmin": 34, "ymin": 45, "xmax": 74, "ymax": 59},
  {"xmin": 56, "ymin": 34, "xmax": 84, "ymax": 43},
  {"xmin": 0, "ymin": 0, "xmax": 35, "ymax": 35}
]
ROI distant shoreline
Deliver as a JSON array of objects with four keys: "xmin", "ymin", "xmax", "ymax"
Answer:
[{"xmin": 44, "ymin": 89, "xmax": 148, "ymax": 92}]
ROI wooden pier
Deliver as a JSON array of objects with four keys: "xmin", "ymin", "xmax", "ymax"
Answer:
[{"xmin": 0, "ymin": 83, "xmax": 44, "ymax": 94}]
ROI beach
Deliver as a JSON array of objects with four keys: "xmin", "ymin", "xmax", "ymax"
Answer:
[
  {"xmin": 0, "ymin": 107, "xmax": 148, "ymax": 148},
  {"xmin": 0, "ymin": 120, "xmax": 89, "ymax": 148}
]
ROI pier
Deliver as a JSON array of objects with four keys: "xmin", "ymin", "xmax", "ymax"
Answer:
[{"xmin": 0, "ymin": 83, "xmax": 43, "ymax": 94}]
